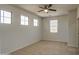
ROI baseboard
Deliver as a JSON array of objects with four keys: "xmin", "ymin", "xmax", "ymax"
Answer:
[
  {"xmin": 67, "ymin": 43, "xmax": 79, "ymax": 48},
  {"xmin": 42, "ymin": 39, "xmax": 67, "ymax": 44}
]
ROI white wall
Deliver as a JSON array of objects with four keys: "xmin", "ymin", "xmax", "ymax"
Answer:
[
  {"xmin": 42, "ymin": 15, "xmax": 69, "ymax": 43},
  {"xmin": 68, "ymin": 10, "xmax": 78, "ymax": 47},
  {"xmin": 0, "ymin": 4, "xmax": 78, "ymax": 55},
  {"xmin": 0, "ymin": 5, "xmax": 42, "ymax": 54},
  {"xmin": 77, "ymin": 7, "xmax": 79, "ymax": 18},
  {"xmin": 42, "ymin": 10, "xmax": 78, "ymax": 47}
]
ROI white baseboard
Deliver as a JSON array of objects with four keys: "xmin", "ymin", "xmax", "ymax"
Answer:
[{"xmin": 67, "ymin": 43, "xmax": 79, "ymax": 48}]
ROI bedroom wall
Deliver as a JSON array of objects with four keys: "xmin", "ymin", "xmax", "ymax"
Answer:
[
  {"xmin": 0, "ymin": 5, "xmax": 42, "ymax": 54},
  {"xmin": 42, "ymin": 15, "xmax": 69, "ymax": 43},
  {"xmin": 68, "ymin": 10, "xmax": 78, "ymax": 47},
  {"xmin": 42, "ymin": 10, "xmax": 78, "ymax": 47}
]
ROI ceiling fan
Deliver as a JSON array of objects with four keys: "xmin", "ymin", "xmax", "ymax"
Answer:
[{"xmin": 38, "ymin": 4, "xmax": 56, "ymax": 13}]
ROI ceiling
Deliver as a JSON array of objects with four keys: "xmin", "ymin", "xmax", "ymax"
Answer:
[{"xmin": 14, "ymin": 4, "xmax": 78, "ymax": 17}]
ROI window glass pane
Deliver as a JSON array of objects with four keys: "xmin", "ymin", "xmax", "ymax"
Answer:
[
  {"xmin": 34, "ymin": 19, "xmax": 38, "ymax": 26},
  {"xmin": 34, "ymin": 20, "xmax": 37, "ymax": 23},
  {"xmin": 0, "ymin": 17, "xmax": 4, "ymax": 23},
  {"xmin": 1, "ymin": 10, "xmax": 4, "ymax": 17},
  {"xmin": 21, "ymin": 19, "xmax": 24, "ymax": 25},
  {"xmin": 21, "ymin": 15, "xmax": 28, "ymax": 25},
  {"xmin": 25, "ymin": 19, "xmax": 28, "ymax": 22},
  {"xmin": 25, "ymin": 17, "xmax": 28, "ymax": 21},
  {"xmin": 34, "ymin": 23, "xmax": 37, "ymax": 26},
  {"xmin": 21, "ymin": 18, "xmax": 24, "ymax": 22},
  {"xmin": 50, "ymin": 20, "xmax": 58, "ymax": 33},
  {"xmin": 21, "ymin": 15, "xmax": 24, "ymax": 20},
  {"xmin": 25, "ymin": 17, "xmax": 28, "ymax": 25},
  {"xmin": 21, "ymin": 15, "xmax": 24, "ymax": 25},
  {"xmin": 4, "ymin": 11, "xmax": 11, "ymax": 17},
  {"xmin": 25, "ymin": 20, "xmax": 28, "ymax": 25},
  {"xmin": 4, "ymin": 17, "xmax": 11, "ymax": 24}
]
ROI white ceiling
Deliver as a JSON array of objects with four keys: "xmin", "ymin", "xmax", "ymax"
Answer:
[{"xmin": 14, "ymin": 4, "xmax": 78, "ymax": 17}]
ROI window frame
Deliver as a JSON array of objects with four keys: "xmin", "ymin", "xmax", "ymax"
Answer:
[
  {"xmin": 33, "ymin": 19, "xmax": 38, "ymax": 27},
  {"xmin": 0, "ymin": 10, "xmax": 12, "ymax": 24},
  {"xmin": 50, "ymin": 20, "xmax": 58, "ymax": 33},
  {"xmin": 20, "ymin": 15, "xmax": 29, "ymax": 26}
]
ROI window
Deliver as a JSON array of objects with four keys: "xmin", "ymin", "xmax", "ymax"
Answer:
[
  {"xmin": 50, "ymin": 20, "xmax": 58, "ymax": 33},
  {"xmin": 33, "ymin": 19, "xmax": 38, "ymax": 26},
  {"xmin": 21, "ymin": 15, "xmax": 28, "ymax": 25},
  {"xmin": 0, "ymin": 10, "xmax": 11, "ymax": 24}
]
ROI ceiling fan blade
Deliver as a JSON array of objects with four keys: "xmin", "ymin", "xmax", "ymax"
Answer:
[
  {"xmin": 39, "ymin": 7, "xmax": 45, "ymax": 9},
  {"xmin": 48, "ymin": 9, "xmax": 56, "ymax": 11},
  {"xmin": 38, "ymin": 10, "xmax": 44, "ymax": 12},
  {"xmin": 48, "ymin": 4, "xmax": 52, "ymax": 8}
]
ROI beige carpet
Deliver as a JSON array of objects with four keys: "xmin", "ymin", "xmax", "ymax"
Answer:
[{"xmin": 11, "ymin": 40, "xmax": 79, "ymax": 55}]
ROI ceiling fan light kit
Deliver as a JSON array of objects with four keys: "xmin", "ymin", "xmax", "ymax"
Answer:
[{"xmin": 44, "ymin": 9, "xmax": 48, "ymax": 13}]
